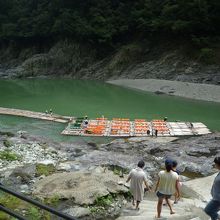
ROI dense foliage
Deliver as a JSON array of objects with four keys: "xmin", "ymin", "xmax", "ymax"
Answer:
[{"xmin": 0, "ymin": 0, "xmax": 220, "ymax": 46}]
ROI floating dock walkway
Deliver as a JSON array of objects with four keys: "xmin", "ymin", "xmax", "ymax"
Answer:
[
  {"xmin": 0, "ymin": 107, "xmax": 211, "ymax": 137},
  {"xmin": 62, "ymin": 118, "xmax": 211, "ymax": 137},
  {"xmin": 0, "ymin": 107, "xmax": 72, "ymax": 123}
]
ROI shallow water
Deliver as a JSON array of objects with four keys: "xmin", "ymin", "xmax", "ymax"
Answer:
[{"xmin": 0, "ymin": 79, "xmax": 220, "ymax": 142}]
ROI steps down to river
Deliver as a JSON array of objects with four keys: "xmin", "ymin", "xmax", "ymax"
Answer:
[
  {"xmin": 117, "ymin": 174, "xmax": 218, "ymax": 220},
  {"xmin": 116, "ymin": 197, "xmax": 209, "ymax": 220}
]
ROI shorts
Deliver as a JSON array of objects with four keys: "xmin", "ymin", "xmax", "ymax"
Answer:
[{"xmin": 156, "ymin": 191, "xmax": 172, "ymax": 199}]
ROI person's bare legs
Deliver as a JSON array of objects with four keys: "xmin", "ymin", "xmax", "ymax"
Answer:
[
  {"xmin": 136, "ymin": 200, "xmax": 140, "ymax": 210},
  {"xmin": 156, "ymin": 197, "xmax": 164, "ymax": 218},
  {"xmin": 174, "ymin": 191, "xmax": 180, "ymax": 204},
  {"xmin": 165, "ymin": 197, "xmax": 175, "ymax": 214},
  {"xmin": 132, "ymin": 197, "xmax": 135, "ymax": 206},
  {"xmin": 174, "ymin": 192, "xmax": 178, "ymax": 204}
]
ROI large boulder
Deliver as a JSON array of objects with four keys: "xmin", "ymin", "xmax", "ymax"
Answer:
[
  {"xmin": 9, "ymin": 164, "xmax": 36, "ymax": 184},
  {"xmin": 182, "ymin": 173, "xmax": 217, "ymax": 202},
  {"xmin": 33, "ymin": 169, "xmax": 128, "ymax": 205}
]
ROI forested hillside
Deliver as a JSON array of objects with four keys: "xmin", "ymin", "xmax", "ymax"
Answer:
[
  {"xmin": 0, "ymin": 0, "xmax": 220, "ymax": 46},
  {"xmin": 0, "ymin": 0, "xmax": 220, "ymax": 82}
]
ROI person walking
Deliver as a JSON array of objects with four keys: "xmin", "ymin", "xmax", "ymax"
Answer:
[
  {"xmin": 172, "ymin": 160, "xmax": 181, "ymax": 204},
  {"xmin": 204, "ymin": 157, "xmax": 220, "ymax": 220},
  {"xmin": 126, "ymin": 160, "xmax": 151, "ymax": 210},
  {"xmin": 155, "ymin": 160, "xmax": 180, "ymax": 218}
]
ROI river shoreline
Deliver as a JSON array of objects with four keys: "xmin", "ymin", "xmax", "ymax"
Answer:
[{"xmin": 107, "ymin": 79, "xmax": 220, "ymax": 103}]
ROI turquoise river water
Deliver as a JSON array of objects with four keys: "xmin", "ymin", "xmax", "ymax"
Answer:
[{"xmin": 0, "ymin": 79, "xmax": 220, "ymax": 142}]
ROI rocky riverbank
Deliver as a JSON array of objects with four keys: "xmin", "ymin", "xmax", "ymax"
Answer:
[
  {"xmin": 107, "ymin": 79, "xmax": 220, "ymax": 103},
  {"xmin": 0, "ymin": 131, "xmax": 220, "ymax": 219}
]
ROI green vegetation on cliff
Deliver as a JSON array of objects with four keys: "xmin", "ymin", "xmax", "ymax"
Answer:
[
  {"xmin": 0, "ymin": 150, "xmax": 21, "ymax": 161},
  {"xmin": 0, "ymin": 0, "xmax": 220, "ymax": 47},
  {"xmin": 1, "ymin": 1, "xmax": 220, "ymax": 81}
]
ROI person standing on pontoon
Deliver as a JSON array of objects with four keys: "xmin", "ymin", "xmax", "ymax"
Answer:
[
  {"xmin": 83, "ymin": 115, "xmax": 89, "ymax": 128},
  {"xmin": 49, "ymin": 109, "xmax": 53, "ymax": 116}
]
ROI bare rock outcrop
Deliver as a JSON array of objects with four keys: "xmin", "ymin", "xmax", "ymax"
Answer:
[{"xmin": 33, "ymin": 169, "xmax": 128, "ymax": 205}]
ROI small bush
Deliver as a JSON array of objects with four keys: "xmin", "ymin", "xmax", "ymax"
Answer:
[
  {"xmin": 89, "ymin": 206, "xmax": 104, "ymax": 213},
  {"xmin": 191, "ymin": 36, "xmax": 211, "ymax": 47},
  {"xmin": 0, "ymin": 194, "xmax": 22, "ymax": 209},
  {"xmin": 0, "ymin": 131, "xmax": 15, "ymax": 137},
  {"xmin": 0, "ymin": 150, "xmax": 20, "ymax": 161},
  {"xmin": 199, "ymin": 48, "xmax": 215, "ymax": 64},
  {"xmin": 3, "ymin": 139, "xmax": 13, "ymax": 148},
  {"xmin": 89, "ymin": 194, "xmax": 117, "ymax": 214},
  {"xmin": 94, "ymin": 194, "xmax": 114, "ymax": 207},
  {"xmin": 36, "ymin": 164, "xmax": 56, "ymax": 177},
  {"xmin": 0, "ymin": 194, "xmax": 22, "ymax": 219},
  {"xmin": 122, "ymin": 190, "xmax": 133, "ymax": 200},
  {"xmin": 106, "ymin": 165, "xmax": 129, "ymax": 177},
  {"xmin": 27, "ymin": 207, "xmax": 42, "ymax": 220},
  {"xmin": 44, "ymin": 195, "xmax": 60, "ymax": 206},
  {"xmin": 0, "ymin": 192, "xmax": 51, "ymax": 219},
  {"xmin": 108, "ymin": 43, "xmax": 142, "ymax": 72}
]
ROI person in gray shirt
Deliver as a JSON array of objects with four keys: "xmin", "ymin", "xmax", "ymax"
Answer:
[{"xmin": 204, "ymin": 157, "xmax": 220, "ymax": 220}]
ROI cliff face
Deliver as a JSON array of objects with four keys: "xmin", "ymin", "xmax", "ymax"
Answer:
[{"xmin": 0, "ymin": 39, "xmax": 220, "ymax": 85}]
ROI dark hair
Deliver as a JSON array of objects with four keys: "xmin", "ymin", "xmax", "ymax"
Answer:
[
  {"xmin": 172, "ymin": 160, "xmax": 178, "ymax": 168},
  {"xmin": 165, "ymin": 163, "xmax": 172, "ymax": 172},
  {"xmin": 214, "ymin": 157, "xmax": 220, "ymax": 166},
  {"xmin": 138, "ymin": 160, "xmax": 145, "ymax": 168},
  {"xmin": 165, "ymin": 158, "xmax": 173, "ymax": 166}
]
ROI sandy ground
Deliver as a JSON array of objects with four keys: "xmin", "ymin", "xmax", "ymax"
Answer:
[{"xmin": 107, "ymin": 79, "xmax": 220, "ymax": 103}]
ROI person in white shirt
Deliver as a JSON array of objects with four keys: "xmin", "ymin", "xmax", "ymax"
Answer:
[
  {"xmin": 126, "ymin": 160, "xmax": 150, "ymax": 210},
  {"xmin": 155, "ymin": 160, "xmax": 180, "ymax": 218}
]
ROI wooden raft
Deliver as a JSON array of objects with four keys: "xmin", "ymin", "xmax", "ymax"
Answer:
[
  {"xmin": 0, "ymin": 107, "xmax": 72, "ymax": 123},
  {"xmin": 61, "ymin": 118, "xmax": 211, "ymax": 137}
]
